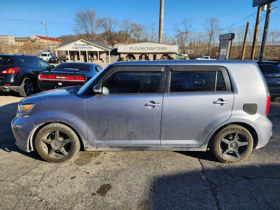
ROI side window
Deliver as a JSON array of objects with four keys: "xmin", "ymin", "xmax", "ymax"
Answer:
[
  {"xmin": 216, "ymin": 71, "xmax": 226, "ymax": 91},
  {"xmin": 103, "ymin": 71, "xmax": 162, "ymax": 94},
  {"xmin": 170, "ymin": 71, "xmax": 216, "ymax": 92}
]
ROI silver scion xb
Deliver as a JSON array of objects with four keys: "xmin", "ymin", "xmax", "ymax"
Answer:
[{"xmin": 11, "ymin": 60, "xmax": 272, "ymax": 163}]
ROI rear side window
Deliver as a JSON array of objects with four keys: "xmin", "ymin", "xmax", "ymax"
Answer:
[
  {"xmin": 170, "ymin": 70, "xmax": 227, "ymax": 92},
  {"xmin": 103, "ymin": 71, "xmax": 162, "ymax": 94},
  {"xmin": 0, "ymin": 56, "xmax": 14, "ymax": 65}
]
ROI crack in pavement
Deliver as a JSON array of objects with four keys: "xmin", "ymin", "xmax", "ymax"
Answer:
[{"xmin": 198, "ymin": 159, "xmax": 221, "ymax": 210}]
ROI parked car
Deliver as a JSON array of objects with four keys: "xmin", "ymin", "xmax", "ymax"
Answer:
[
  {"xmin": 0, "ymin": 54, "xmax": 53, "ymax": 96},
  {"xmin": 258, "ymin": 60, "xmax": 280, "ymax": 100},
  {"xmin": 12, "ymin": 60, "xmax": 272, "ymax": 163},
  {"xmin": 48, "ymin": 56, "xmax": 61, "ymax": 64},
  {"xmin": 196, "ymin": 56, "xmax": 213, "ymax": 60},
  {"xmin": 39, "ymin": 52, "xmax": 54, "ymax": 61},
  {"xmin": 37, "ymin": 62, "xmax": 102, "ymax": 91}
]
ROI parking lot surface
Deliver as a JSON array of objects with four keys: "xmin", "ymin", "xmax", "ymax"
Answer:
[{"xmin": 1, "ymin": 95, "xmax": 280, "ymax": 209}]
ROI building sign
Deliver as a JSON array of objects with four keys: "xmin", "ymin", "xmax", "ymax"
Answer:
[
  {"xmin": 253, "ymin": 0, "xmax": 276, "ymax": 7},
  {"xmin": 57, "ymin": 40, "xmax": 103, "ymax": 51},
  {"xmin": 218, "ymin": 33, "xmax": 235, "ymax": 60},
  {"xmin": 118, "ymin": 42, "xmax": 178, "ymax": 53},
  {"xmin": 72, "ymin": 43, "xmax": 96, "ymax": 50}
]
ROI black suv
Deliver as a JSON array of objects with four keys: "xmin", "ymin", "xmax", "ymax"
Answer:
[
  {"xmin": 0, "ymin": 54, "xmax": 53, "ymax": 97},
  {"xmin": 258, "ymin": 60, "xmax": 280, "ymax": 100}
]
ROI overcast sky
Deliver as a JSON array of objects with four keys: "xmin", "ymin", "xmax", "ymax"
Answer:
[{"xmin": 0, "ymin": 0, "xmax": 279, "ymax": 38}]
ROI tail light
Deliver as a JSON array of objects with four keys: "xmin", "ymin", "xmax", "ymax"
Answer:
[
  {"xmin": 266, "ymin": 96, "xmax": 271, "ymax": 115},
  {"xmin": 39, "ymin": 74, "xmax": 86, "ymax": 82},
  {"xmin": 1, "ymin": 67, "xmax": 20, "ymax": 74}
]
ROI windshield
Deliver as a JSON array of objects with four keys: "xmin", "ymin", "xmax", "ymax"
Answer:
[
  {"xmin": 53, "ymin": 63, "xmax": 91, "ymax": 71},
  {"xmin": 41, "ymin": 54, "xmax": 48, "ymax": 56}
]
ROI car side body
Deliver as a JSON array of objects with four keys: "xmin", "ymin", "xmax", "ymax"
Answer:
[
  {"xmin": 0, "ymin": 54, "xmax": 53, "ymax": 96},
  {"xmin": 39, "ymin": 52, "xmax": 54, "ymax": 62},
  {"xmin": 11, "ymin": 60, "xmax": 272, "ymax": 163}
]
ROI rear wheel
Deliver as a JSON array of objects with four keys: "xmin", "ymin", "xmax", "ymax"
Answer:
[
  {"xmin": 19, "ymin": 78, "xmax": 35, "ymax": 97},
  {"xmin": 210, "ymin": 125, "xmax": 253, "ymax": 163},
  {"xmin": 35, "ymin": 123, "xmax": 80, "ymax": 163}
]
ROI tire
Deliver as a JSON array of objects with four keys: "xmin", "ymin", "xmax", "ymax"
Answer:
[
  {"xmin": 35, "ymin": 123, "xmax": 80, "ymax": 163},
  {"xmin": 19, "ymin": 78, "xmax": 35, "ymax": 97},
  {"xmin": 210, "ymin": 125, "xmax": 254, "ymax": 163}
]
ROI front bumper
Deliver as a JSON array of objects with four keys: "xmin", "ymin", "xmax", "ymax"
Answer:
[{"xmin": 11, "ymin": 116, "xmax": 35, "ymax": 152}]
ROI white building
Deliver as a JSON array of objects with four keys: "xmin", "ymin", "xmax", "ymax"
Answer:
[{"xmin": 55, "ymin": 39, "xmax": 111, "ymax": 63}]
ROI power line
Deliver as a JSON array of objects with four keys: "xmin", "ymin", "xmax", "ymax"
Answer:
[{"xmin": 0, "ymin": 17, "xmax": 75, "ymax": 26}]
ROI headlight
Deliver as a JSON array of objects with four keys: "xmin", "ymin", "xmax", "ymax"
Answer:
[{"xmin": 18, "ymin": 104, "xmax": 34, "ymax": 114}]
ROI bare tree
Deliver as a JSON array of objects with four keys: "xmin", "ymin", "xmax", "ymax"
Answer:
[
  {"xmin": 129, "ymin": 23, "xmax": 144, "ymax": 42},
  {"xmin": 74, "ymin": 9, "xmax": 97, "ymax": 40},
  {"xmin": 97, "ymin": 17, "xmax": 119, "ymax": 46},
  {"xmin": 120, "ymin": 19, "xmax": 131, "ymax": 43},
  {"xmin": 203, "ymin": 17, "xmax": 220, "ymax": 55},
  {"xmin": 174, "ymin": 18, "xmax": 191, "ymax": 53},
  {"xmin": 149, "ymin": 23, "xmax": 158, "ymax": 42}
]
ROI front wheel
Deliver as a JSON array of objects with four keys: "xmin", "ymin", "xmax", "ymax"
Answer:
[
  {"xmin": 35, "ymin": 123, "xmax": 80, "ymax": 163},
  {"xmin": 210, "ymin": 125, "xmax": 254, "ymax": 163}
]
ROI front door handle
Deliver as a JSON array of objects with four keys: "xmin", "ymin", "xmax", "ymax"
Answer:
[
  {"xmin": 145, "ymin": 101, "xmax": 161, "ymax": 108},
  {"xmin": 213, "ymin": 98, "xmax": 229, "ymax": 105}
]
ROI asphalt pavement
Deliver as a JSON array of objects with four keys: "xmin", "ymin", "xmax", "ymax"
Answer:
[{"xmin": 0, "ymin": 95, "xmax": 280, "ymax": 210}]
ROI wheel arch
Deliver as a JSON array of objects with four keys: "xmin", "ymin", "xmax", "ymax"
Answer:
[
  {"xmin": 208, "ymin": 122, "xmax": 258, "ymax": 149},
  {"xmin": 29, "ymin": 121, "xmax": 86, "ymax": 152}
]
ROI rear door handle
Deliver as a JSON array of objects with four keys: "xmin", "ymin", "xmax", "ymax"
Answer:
[
  {"xmin": 213, "ymin": 98, "xmax": 229, "ymax": 105},
  {"xmin": 145, "ymin": 101, "xmax": 161, "ymax": 108}
]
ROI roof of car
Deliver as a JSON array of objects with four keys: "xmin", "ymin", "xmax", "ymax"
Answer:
[
  {"xmin": 0, "ymin": 54, "xmax": 36, "ymax": 57},
  {"xmin": 58, "ymin": 62, "xmax": 100, "ymax": 66},
  {"xmin": 111, "ymin": 60, "xmax": 257, "ymax": 66}
]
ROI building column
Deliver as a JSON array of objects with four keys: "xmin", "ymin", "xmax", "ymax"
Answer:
[
  {"xmin": 86, "ymin": 50, "xmax": 89, "ymax": 63},
  {"xmin": 67, "ymin": 50, "xmax": 70, "ymax": 62},
  {"xmin": 97, "ymin": 51, "xmax": 100, "ymax": 63},
  {"xmin": 79, "ymin": 50, "xmax": 81, "ymax": 62},
  {"xmin": 109, "ymin": 50, "xmax": 111, "ymax": 63},
  {"xmin": 55, "ymin": 50, "xmax": 58, "ymax": 57}
]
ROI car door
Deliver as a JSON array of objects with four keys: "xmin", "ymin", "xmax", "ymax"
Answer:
[
  {"xmin": 161, "ymin": 65, "xmax": 234, "ymax": 147},
  {"xmin": 85, "ymin": 66, "xmax": 165, "ymax": 146}
]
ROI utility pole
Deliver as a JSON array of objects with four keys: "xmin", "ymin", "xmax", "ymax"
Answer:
[
  {"xmin": 158, "ymin": 0, "xmax": 164, "ymax": 43},
  {"xmin": 251, "ymin": 6, "xmax": 262, "ymax": 60},
  {"xmin": 241, "ymin": 22, "xmax": 250, "ymax": 60},
  {"xmin": 41, "ymin": 21, "xmax": 49, "ymax": 49},
  {"xmin": 259, "ymin": 2, "xmax": 272, "ymax": 61}
]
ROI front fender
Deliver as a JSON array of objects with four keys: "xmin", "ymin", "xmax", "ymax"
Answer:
[{"xmin": 29, "ymin": 111, "xmax": 91, "ymax": 150}]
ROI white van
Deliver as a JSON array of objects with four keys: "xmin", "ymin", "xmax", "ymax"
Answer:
[{"xmin": 39, "ymin": 52, "xmax": 54, "ymax": 61}]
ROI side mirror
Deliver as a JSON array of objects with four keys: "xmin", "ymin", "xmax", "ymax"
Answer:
[
  {"xmin": 93, "ymin": 84, "xmax": 109, "ymax": 95},
  {"xmin": 93, "ymin": 84, "xmax": 102, "ymax": 94}
]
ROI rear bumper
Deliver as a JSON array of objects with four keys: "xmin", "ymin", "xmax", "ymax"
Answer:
[
  {"xmin": 0, "ymin": 85, "xmax": 20, "ymax": 93},
  {"xmin": 38, "ymin": 81, "xmax": 83, "ymax": 91},
  {"xmin": 254, "ymin": 115, "xmax": 273, "ymax": 149}
]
